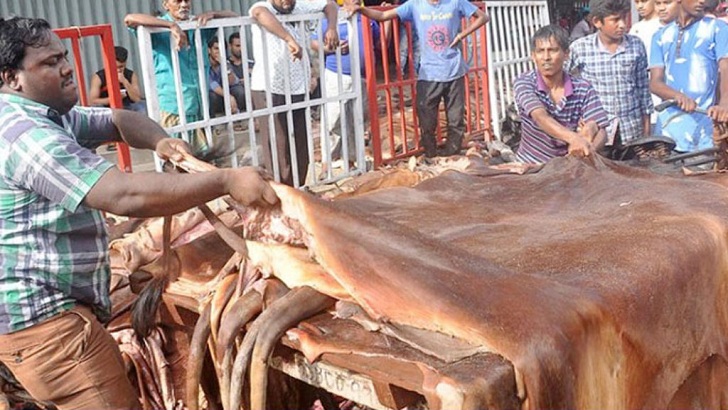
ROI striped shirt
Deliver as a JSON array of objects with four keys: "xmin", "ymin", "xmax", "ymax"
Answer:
[
  {"xmin": 0, "ymin": 94, "xmax": 115, "ymax": 334},
  {"xmin": 515, "ymin": 70, "xmax": 609, "ymax": 164},
  {"xmin": 568, "ymin": 33, "xmax": 653, "ymax": 142}
]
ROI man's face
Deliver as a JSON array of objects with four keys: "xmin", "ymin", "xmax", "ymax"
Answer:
[
  {"xmin": 594, "ymin": 13, "xmax": 628, "ymax": 42},
  {"xmin": 115, "ymin": 59, "xmax": 127, "ymax": 74},
  {"xmin": 656, "ymin": 0, "xmax": 680, "ymax": 23},
  {"xmin": 229, "ymin": 38, "xmax": 242, "ymax": 59},
  {"xmin": 209, "ymin": 42, "xmax": 221, "ymax": 64},
  {"xmin": 531, "ymin": 36, "xmax": 567, "ymax": 78},
  {"xmin": 163, "ymin": 0, "xmax": 192, "ymax": 21},
  {"xmin": 679, "ymin": 0, "xmax": 705, "ymax": 18},
  {"xmin": 270, "ymin": 0, "xmax": 296, "ymax": 14},
  {"xmin": 635, "ymin": 0, "xmax": 657, "ymax": 18},
  {"xmin": 5, "ymin": 32, "xmax": 78, "ymax": 114}
]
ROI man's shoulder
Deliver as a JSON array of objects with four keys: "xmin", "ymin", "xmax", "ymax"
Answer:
[
  {"xmin": 568, "ymin": 74, "xmax": 597, "ymax": 94},
  {"xmin": 514, "ymin": 70, "xmax": 537, "ymax": 85},
  {"xmin": 569, "ymin": 33, "xmax": 596, "ymax": 51}
]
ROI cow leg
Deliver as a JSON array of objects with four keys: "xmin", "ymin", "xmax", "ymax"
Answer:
[
  {"xmin": 228, "ymin": 287, "xmax": 334, "ymax": 410},
  {"xmin": 249, "ymin": 287, "xmax": 334, "ymax": 410},
  {"xmin": 185, "ymin": 302, "xmax": 212, "ymax": 410},
  {"xmin": 217, "ymin": 290, "xmax": 263, "ymax": 410}
]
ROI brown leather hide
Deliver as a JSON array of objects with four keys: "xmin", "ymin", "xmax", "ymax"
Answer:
[{"xmin": 268, "ymin": 156, "xmax": 728, "ymax": 409}]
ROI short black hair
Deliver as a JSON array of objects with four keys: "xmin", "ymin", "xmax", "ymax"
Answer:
[
  {"xmin": 589, "ymin": 0, "xmax": 630, "ymax": 22},
  {"xmin": 530, "ymin": 25, "xmax": 570, "ymax": 52},
  {"xmin": 207, "ymin": 37, "xmax": 219, "ymax": 49},
  {"xmin": 0, "ymin": 17, "xmax": 52, "ymax": 86},
  {"xmin": 704, "ymin": 0, "xmax": 719, "ymax": 13},
  {"xmin": 114, "ymin": 46, "xmax": 128, "ymax": 63},
  {"xmin": 228, "ymin": 32, "xmax": 240, "ymax": 44}
]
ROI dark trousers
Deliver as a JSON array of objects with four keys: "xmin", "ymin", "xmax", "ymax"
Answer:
[
  {"xmin": 416, "ymin": 77, "xmax": 465, "ymax": 157},
  {"xmin": 252, "ymin": 91, "xmax": 308, "ymax": 186},
  {"xmin": 210, "ymin": 84, "xmax": 246, "ymax": 116}
]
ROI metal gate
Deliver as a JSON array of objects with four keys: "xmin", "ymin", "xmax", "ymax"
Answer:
[{"xmin": 485, "ymin": 0, "xmax": 550, "ymax": 139}]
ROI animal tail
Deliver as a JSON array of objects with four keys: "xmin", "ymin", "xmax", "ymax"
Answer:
[{"xmin": 131, "ymin": 274, "xmax": 169, "ymax": 339}]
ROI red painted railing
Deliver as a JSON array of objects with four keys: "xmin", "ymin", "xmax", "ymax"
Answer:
[{"xmin": 54, "ymin": 24, "xmax": 133, "ymax": 172}]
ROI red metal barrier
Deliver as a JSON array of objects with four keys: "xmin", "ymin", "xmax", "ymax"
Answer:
[
  {"xmin": 54, "ymin": 24, "xmax": 133, "ymax": 172},
  {"xmin": 362, "ymin": 2, "xmax": 492, "ymax": 168}
]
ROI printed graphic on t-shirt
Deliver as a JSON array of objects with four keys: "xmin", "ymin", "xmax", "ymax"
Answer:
[{"xmin": 427, "ymin": 24, "xmax": 450, "ymax": 52}]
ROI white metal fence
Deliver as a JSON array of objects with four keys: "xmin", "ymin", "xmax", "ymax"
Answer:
[
  {"xmin": 134, "ymin": 12, "xmax": 366, "ymax": 188},
  {"xmin": 486, "ymin": 0, "xmax": 550, "ymax": 139}
]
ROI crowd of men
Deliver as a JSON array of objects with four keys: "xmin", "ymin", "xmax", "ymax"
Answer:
[{"xmin": 516, "ymin": 0, "xmax": 728, "ymax": 163}]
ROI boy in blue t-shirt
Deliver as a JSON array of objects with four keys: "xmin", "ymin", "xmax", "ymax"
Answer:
[{"xmin": 345, "ymin": 0, "xmax": 488, "ymax": 157}]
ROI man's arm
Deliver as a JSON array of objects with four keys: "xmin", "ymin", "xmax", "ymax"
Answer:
[
  {"xmin": 88, "ymin": 73, "xmax": 109, "ymax": 107},
  {"xmin": 635, "ymin": 42, "xmax": 652, "ymax": 137},
  {"xmin": 708, "ymin": 58, "xmax": 728, "ymax": 122},
  {"xmin": 322, "ymin": 1, "xmax": 341, "ymax": 49},
  {"xmin": 649, "ymin": 66, "xmax": 697, "ymax": 112},
  {"xmin": 344, "ymin": 3, "xmax": 400, "ymax": 22},
  {"xmin": 124, "ymin": 72, "xmax": 144, "ymax": 103},
  {"xmin": 250, "ymin": 6, "xmax": 303, "ymax": 60},
  {"xmin": 125, "ymin": 14, "xmax": 188, "ymax": 50},
  {"xmin": 449, "ymin": 8, "xmax": 489, "ymax": 47},
  {"xmin": 85, "ymin": 166, "xmax": 276, "ymax": 217},
  {"xmin": 530, "ymin": 108, "xmax": 592, "ymax": 156},
  {"xmin": 83, "ymin": 110, "xmax": 272, "ymax": 217}
]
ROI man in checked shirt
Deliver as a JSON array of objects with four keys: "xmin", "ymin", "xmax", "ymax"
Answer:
[{"xmin": 568, "ymin": 0, "xmax": 653, "ymax": 150}]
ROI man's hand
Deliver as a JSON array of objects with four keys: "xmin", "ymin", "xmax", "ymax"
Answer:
[
  {"xmin": 225, "ymin": 167, "xmax": 279, "ymax": 207},
  {"xmin": 344, "ymin": 2, "xmax": 362, "ymax": 16},
  {"xmin": 323, "ymin": 26, "xmax": 340, "ymax": 50},
  {"xmin": 449, "ymin": 33, "xmax": 463, "ymax": 48},
  {"xmin": 170, "ymin": 23, "xmax": 188, "ymax": 51},
  {"xmin": 286, "ymin": 37, "xmax": 303, "ymax": 60},
  {"xmin": 567, "ymin": 134, "xmax": 593, "ymax": 158},
  {"xmin": 155, "ymin": 138, "xmax": 193, "ymax": 162},
  {"xmin": 675, "ymin": 93, "xmax": 698, "ymax": 112},
  {"xmin": 230, "ymin": 98, "xmax": 239, "ymax": 114},
  {"xmin": 708, "ymin": 105, "xmax": 728, "ymax": 123},
  {"xmin": 195, "ymin": 12, "xmax": 216, "ymax": 26},
  {"xmin": 578, "ymin": 119, "xmax": 599, "ymax": 143},
  {"xmin": 339, "ymin": 39, "xmax": 350, "ymax": 55}
]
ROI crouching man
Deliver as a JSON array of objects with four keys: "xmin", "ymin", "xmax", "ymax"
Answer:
[
  {"xmin": 515, "ymin": 25, "xmax": 609, "ymax": 163},
  {"xmin": 0, "ymin": 16, "xmax": 277, "ymax": 409}
]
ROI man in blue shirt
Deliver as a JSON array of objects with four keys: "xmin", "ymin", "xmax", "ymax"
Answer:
[
  {"xmin": 312, "ymin": 12, "xmax": 379, "ymax": 174},
  {"xmin": 346, "ymin": 0, "xmax": 488, "ymax": 157},
  {"xmin": 649, "ymin": 0, "xmax": 728, "ymax": 152}
]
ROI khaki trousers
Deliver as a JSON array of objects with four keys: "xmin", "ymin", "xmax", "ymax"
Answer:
[{"xmin": 0, "ymin": 306, "xmax": 139, "ymax": 409}]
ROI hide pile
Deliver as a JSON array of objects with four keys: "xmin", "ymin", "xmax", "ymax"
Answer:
[{"xmin": 109, "ymin": 155, "xmax": 728, "ymax": 409}]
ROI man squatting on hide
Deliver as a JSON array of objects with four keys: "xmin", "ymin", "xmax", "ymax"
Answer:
[
  {"xmin": 515, "ymin": 25, "xmax": 610, "ymax": 164},
  {"xmin": 0, "ymin": 16, "xmax": 278, "ymax": 409}
]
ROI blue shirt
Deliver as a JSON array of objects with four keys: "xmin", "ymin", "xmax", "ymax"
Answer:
[
  {"xmin": 0, "ymin": 94, "xmax": 115, "ymax": 333},
  {"xmin": 136, "ymin": 14, "xmax": 214, "ymax": 117},
  {"xmin": 396, "ymin": 0, "xmax": 478, "ymax": 82},
  {"xmin": 312, "ymin": 14, "xmax": 379, "ymax": 76},
  {"xmin": 515, "ymin": 71, "xmax": 609, "ymax": 164},
  {"xmin": 569, "ymin": 33, "xmax": 653, "ymax": 142},
  {"xmin": 650, "ymin": 17, "xmax": 728, "ymax": 152}
]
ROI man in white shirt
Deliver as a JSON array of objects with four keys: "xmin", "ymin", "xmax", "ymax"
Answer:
[
  {"xmin": 630, "ymin": 0, "xmax": 663, "ymax": 124},
  {"xmin": 249, "ymin": 0, "xmax": 339, "ymax": 187}
]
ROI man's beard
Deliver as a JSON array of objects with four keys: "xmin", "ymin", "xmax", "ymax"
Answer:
[{"xmin": 271, "ymin": 2, "xmax": 293, "ymax": 14}]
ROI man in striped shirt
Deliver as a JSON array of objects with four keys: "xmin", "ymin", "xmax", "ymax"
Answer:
[
  {"xmin": 0, "ymin": 17, "xmax": 277, "ymax": 409},
  {"xmin": 515, "ymin": 25, "xmax": 609, "ymax": 164}
]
